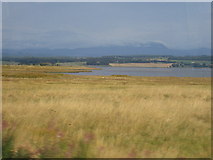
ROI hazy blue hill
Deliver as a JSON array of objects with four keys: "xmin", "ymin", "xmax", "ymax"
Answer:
[{"xmin": 2, "ymin": 42, "xmax": 211, "ymax": 57}]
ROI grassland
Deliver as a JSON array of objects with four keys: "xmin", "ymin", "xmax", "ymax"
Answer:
[
  {"xmin": 2, "ymin": 65, "xmax": 211, "ymax": 158},
  {"xmin": 109, "ymin": 63, "xmax": 173, "ymax": 68}
]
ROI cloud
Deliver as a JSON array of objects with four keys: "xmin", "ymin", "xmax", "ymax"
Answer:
[{"xmin": 3, "ymin": 2, "xmax": 211, "ymax": 49}]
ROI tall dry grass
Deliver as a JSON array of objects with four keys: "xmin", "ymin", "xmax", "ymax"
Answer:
[{"xmin": 2, "ymin": 65, "xmax": 211, "ymax": 158}]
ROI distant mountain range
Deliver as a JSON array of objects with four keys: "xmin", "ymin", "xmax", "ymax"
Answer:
[{"xmin": 2, "ymin": 42, "xmax": 211, "ymax": 57}]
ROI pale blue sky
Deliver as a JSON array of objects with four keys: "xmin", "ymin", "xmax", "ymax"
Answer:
[{"xmin": 2, "ymin": 2, "xmax": 211, "ymax": 49}]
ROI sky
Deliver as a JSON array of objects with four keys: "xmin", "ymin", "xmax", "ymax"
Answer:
[{"xmin": 2, "ymin": 2, "xmax": 211, "ymax": 49}]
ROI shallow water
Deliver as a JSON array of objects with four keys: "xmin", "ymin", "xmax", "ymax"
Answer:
[{"xmin": 66, "ymin": 66, "xmax": 212, "ymax": 77}]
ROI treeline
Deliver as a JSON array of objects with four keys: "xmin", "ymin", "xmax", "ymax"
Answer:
[
  {"xmin": 2, "ymin": 55, "xmax": 171, "ymax": 65},
  {"xmin": 168, "ymin": 55, "xmax": 211, "ymax": 61},
  {"xmin": 2, "ymin": 57, "xmax": 80, "ymax": 65},
  {"xmin": 2, "ymin": 55, "xmax": 212, "ymax": 68}
]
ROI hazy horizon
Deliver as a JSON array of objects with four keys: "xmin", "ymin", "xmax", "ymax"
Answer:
[{"xmin": 2, "ymin": 2, "xmax": 211, "ymax": 51}]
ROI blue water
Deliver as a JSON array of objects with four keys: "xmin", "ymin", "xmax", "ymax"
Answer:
[{"xmin": 66, "ymin": 66, "xmax": 212, "ymax": 77}]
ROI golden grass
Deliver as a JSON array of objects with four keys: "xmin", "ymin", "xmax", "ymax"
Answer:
[
  {"xmin": 2, "ymin": 65, "xmax": 211, "ymax": 158},
  {"xmin": 109, "ymin": 63, "xmax": 173, "ymax": 68},
  {"xmin": 2, "ymin": 65, "xmax": 97, "ymax": 78}
]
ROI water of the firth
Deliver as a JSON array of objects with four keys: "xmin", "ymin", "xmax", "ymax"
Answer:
[{"xmin": 66, "ymin": 66, "xmax": 211, "ymax": 77}]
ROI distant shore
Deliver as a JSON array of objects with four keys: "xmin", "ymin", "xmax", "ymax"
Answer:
[{"xmin": 109, "ymin": 63, "xmax": 173, "ymax": 68}]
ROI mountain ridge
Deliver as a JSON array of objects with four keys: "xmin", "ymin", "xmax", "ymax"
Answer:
[{"xmin": 3, "ymin": 42, "xmax": 211, "ymax": 57}]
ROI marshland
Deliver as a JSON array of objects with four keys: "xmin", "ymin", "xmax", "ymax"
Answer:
[{"xmin": 2, "ymin": 65, "xmax": 211, "ymax": 158}]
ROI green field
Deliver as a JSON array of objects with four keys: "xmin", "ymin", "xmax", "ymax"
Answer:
[{"xmin": 2, "ymin": 65, "xmax": 211, "ymax": 158}]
